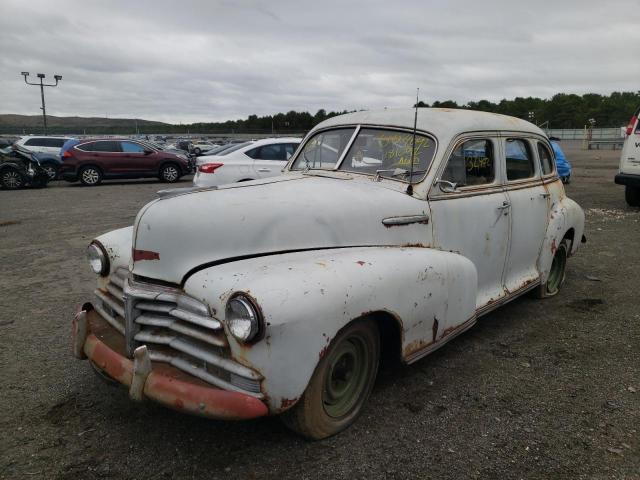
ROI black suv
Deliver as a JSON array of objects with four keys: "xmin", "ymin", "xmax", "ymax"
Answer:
[{"xmin": 0, "ymin": 145, "xmax": 50, "ymax": 189}]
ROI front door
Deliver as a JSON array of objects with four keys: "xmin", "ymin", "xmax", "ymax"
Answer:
[{"xmin": 429, "ymin": 136, "xmax": 510, "ymax": 312}]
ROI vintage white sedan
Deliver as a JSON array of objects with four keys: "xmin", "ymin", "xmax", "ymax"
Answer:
[{"xmin": 72, "ymin": 108, "xmax": 585, "ymax": 439}]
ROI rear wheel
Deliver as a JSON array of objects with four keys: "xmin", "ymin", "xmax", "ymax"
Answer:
[
  {"xmin": 1, "ymin": 169, "xmax": 25, "ymax": 189},
  {"xmin": 79, "ymin": 166, "xmax": 102, "ymax": 186},
  {"xmin": 193, "ymin": 147, "xmax": 201, "ymax": 155},
  {"xmin": 159, "ymin": 163, "xmax": 180, "ymax": 182},
  {"xmin": 281, "ymin": 319, "xmax": 379, "ymax": 440},
  {"xmin": 536, "ymin": 239, "xmax": 569, "ymax": 298},
  {"xmin": 625, "ymin": 186, "xmax": 640, "ymax": 207}
]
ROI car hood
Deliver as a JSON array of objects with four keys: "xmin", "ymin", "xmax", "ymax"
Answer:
[{"xmin": 131, "ymin": 174, "xmax": 430, "ymax": 284}]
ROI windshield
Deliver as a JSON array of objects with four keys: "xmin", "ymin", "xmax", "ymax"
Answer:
[{"xmin": 291, "ymin": 127, "xmax": 436, "ymax": 181}]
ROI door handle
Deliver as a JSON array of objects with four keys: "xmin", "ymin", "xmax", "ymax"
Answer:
[
  {"xmin": 540, "ymin": 192, "xmax": 550, "ymax": 198},
  {"xmin": 497, "ymin": 201, "xmax": 511, "ymax": 209},
  {"xmin": 257, "ymin": 168, "xmax": 271, "ymax": 172}
]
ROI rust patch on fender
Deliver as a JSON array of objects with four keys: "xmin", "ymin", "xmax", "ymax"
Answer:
[
  {"xmin": 133, "ymin": 249, "xmax": 160, "ymax": 261},
  {"xmin": 356, "ymin": 261, "xmax": 366, "ymax": 266},
  {"xmin": 551, "ymin": 239, "xmax": 557, "ymax": 254},
  {"xmin": 432, "ymin": 317, "xmax": 439, "ymax": 342}
]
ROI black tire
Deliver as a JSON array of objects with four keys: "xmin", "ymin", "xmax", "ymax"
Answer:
[
  {"xmin": 1, "ymin": 168, "xmax": 25, "ymax": 189},
  {"xmin": 281, "ymin": 319, "xmax": 379, "ymax": 440},
  {"xmin": 159, "ymin": 163, "xmax": 181, "ymax": 183},
  {"xmin": 193, "ymin": 147, "xmax": 201, "ymax": 155},
  {"xmin": 79, "ymin": 166, "xmax": 103, "ymax": 186},
  {"xmin": 625, "ymin": 186, "xmax": 640, "ymax": 207},
  {"xmin": 535, "ymin": 239, "xmax": 569, "ymax": 298},
  {"xmin": 42, "ymin": 163, "xmax": 59, "ymax": 181}
]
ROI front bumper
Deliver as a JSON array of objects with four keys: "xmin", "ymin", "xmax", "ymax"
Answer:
[
  {"xmin": 72, "ymin": 307, "xmax": 268, "ymax": 420},
  {"xmin": 615, "ymin": 173, "xmax": 640, "ymax": 188}
]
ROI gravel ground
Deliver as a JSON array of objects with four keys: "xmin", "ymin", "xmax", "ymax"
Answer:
[{"xmin": 0, "ymin": 142, "xmax": 638, "ymax": 479}]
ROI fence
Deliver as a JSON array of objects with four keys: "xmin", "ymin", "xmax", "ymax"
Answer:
[{"xmin": 545, "ymin": 127, "xmax": 625, "ymax": 140}]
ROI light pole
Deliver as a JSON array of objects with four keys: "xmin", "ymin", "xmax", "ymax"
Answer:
[{"xmin": 21, "ymin": 72, "xmax": 62, "ymax": 135}]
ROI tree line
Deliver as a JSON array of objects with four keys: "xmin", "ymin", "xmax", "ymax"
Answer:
[{"xmin": 5, "ymin": 91, "xmax": 639, "ymax": 135}]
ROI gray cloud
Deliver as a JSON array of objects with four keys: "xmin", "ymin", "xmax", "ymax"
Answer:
[{"xmin": 1, "ymin": 0, "xmax": 639, "ymax": 123}]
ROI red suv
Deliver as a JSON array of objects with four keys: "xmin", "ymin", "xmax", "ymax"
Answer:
[{"xmin": 60, "ymin": 139, "xmax": 193, "ymax": 186}]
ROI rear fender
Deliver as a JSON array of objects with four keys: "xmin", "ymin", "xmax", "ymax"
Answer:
[
  {"xmin": 538, "ymin": 191, "xmax": 585, "ymax": 283},
  {"xmin": 184, "ymin": 246, "xmax": 477, "ymax": 413}
]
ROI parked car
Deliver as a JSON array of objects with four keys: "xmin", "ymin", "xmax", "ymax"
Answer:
[
  {"xmin": 190, "ymin": 141, "xmax": 217, "ymax": 155},
  {"xmin": 0, "ymin": 145, "xmax": 50, "ymax": 189},
  {"xmin": 60, "ymin": 138, "xmax": 193, "ymax": 186},
  {"xmin": 15, "ymin": 136, "xmax": 75, "ymax": 155},
  {"xmin": 549, "ymin": 137, "xmax": 571, "ymax": 183},
  {"xmin": 193, "ymin": 137, "xmax": 301, "ymax": 187},
  {"xmin": 72, "ymin": 108, "xmax": 585, "ymax": 439},
  {"xmin": 615, "ymin": 106, "xmax": 640, "ymax": 206},
  {"xmin": 31, "ymin": 152, "xmax": 63, "ymax": 180}
]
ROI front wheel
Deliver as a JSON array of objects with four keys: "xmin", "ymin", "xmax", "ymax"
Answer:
[
  {"xmin": 159, "ymin": 163, "xmax": 180, "ymax": 182},
  {"xmin": 1, "ymin": 169, "xmax": 25, "ymax": 189},
  {"xmin": 281, "ymin": 319, "xmax": 379, "ymax": 440},
  {"xmin": 193, "ymin": 147, "xmax": 201, "ymax": 155},
  {"xmin": 536, "ymin": 239, "xmax": 569, "ymax": 298},
  {"xmin": 625, "ymin": 185, "xmax": 640, "ymax": 207}
]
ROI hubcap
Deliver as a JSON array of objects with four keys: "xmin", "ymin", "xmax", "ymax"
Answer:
[
  {"xmin": 322, "ymin": 335, "xmax": 371, "ymax": 418},
  {"xmin": 44, "ymin": 166, "xmax": 56, "ymax": 180},
  {"xmin": 3, "ymin": 171, "xmax": 22, "ymax": 188},
  {"xmin": 547, "ymin": 245, "xmax": 567, "ymax": 294},
  {"xmin": 82, "ymin": 169, "xmax": 99, "ymax": 185},
  {"xmin": 163, "ymin": 167, "xmax": 178, "ymax": 181}
]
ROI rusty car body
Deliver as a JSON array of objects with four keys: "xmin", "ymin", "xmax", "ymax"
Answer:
[{"xmin": 72, "ymin": 108, "xmax": 585, "ymax": 439}]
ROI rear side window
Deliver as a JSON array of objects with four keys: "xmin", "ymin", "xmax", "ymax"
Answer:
[
  {"xmin": 442, "ymin": 139, "xmax": 495, "ymax": 187},
  {"xmin": 46, "ymin": 138, "xmax": 66, "ymax": 148},
  {"xmin": 285, "ymin": 143, "xmax": 299, "ymax": 159},
  {"xmin": 537, "ymin": 142, "xmax": 554, "ymax": 175},
  {"xmin": 257, "ymin": 144, "xmax": 286, "ymax": 161},
  {"xmin": 505, "ymin": 139, "xmax": 535, "ymax": 181}
]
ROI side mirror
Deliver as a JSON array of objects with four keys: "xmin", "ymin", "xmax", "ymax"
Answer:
[
  {"xmin": 435, "ymin": 178, "xmax": 459, "ymax": 193},
  {"xmin": 143, "ymin": 149, "xmax": 154, "ymax": 155}
]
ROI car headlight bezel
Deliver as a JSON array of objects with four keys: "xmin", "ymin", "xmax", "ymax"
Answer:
[
  {"xmin": 87, "ymin": 241, "xmax": 109, "ymax": 276},
  {"xmin": 225, "ymin": 293, "xmax": 262, "ymax": 343}
]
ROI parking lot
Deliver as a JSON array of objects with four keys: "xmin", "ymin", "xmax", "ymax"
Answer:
[{"xmin": 0, "ymin": 141, "xmax": 638, "ymax": 479}]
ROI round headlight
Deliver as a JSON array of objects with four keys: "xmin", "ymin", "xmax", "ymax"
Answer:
[
  {"xmin": 225, "ymin": 294, "xmax": 261, "ymax": 343},
  {"xmin": 87, "ymin": 242, "xmax": 109, "ymax": 276}
]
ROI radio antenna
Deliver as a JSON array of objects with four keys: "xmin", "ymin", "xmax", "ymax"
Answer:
[{"xmin": 407, "ymin": 87, "xmax": 419, "ymax": 195}]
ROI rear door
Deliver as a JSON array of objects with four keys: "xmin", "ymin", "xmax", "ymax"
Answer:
[
  {"xmin": 85, "ymin": 141, "xmax": 124, "ymax": 174},
  {"xmin": 501, "ymin": 137, "xmax": 549, "ymax": 294},
  {"xmin": 251, "ymin": 143, "xmax": 295, "ymax": 178}
]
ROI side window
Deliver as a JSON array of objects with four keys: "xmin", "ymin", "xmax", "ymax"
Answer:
[
  {"xmin": 537, "ymin": 142, "xmax": 554, "ymax": 175},
  {"xmin": 257, "ymin": 144, "xmax": 285, "ymax": 161},
  {"xmin": 91, "ymin": 141, "xmax": 122, "ymax": 152},
  {"xmin": 121, "ymin": 141, "xmax": 146, "ymax": 153},
  {"xmin": 79, "ymin": 142, "xmax": 95, "ymax": 151},
  {"xmin": 505, "ymin": 139, "xmax": 535, "ymax": 181},
  {"xmin": 441, "ymin": 139, "xmax": 495, "ymax": 187},
  {"xmin": 291, "ymin": 128, "xmax": 356, "ymax": 170},
  {"xmin": 244, "ymin": 147, "xmax": 260, "ymax": 159},
  {"xmin": 45, "ymin": 138, "xmax": 65, "ymax": 148}
]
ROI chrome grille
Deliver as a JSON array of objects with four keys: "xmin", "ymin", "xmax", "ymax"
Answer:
[{"xmin": 93, "ymin": 267, "xmax": 263, "ymax": 398}]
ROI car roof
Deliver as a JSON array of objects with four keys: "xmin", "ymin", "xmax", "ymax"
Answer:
[
  {"xmin": 247, "ymin": 137, "xmax": 301, "ymax": 147},
  {"xmin": 315, "ymin": 108, "xmax": 545, "ymax": 140}
]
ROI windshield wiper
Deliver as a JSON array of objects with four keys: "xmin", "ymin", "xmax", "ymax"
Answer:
[{"xmin": 374, "ymin": 168, "xmax": 427, "ymax": 181}]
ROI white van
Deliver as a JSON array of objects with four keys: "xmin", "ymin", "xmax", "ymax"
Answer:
[{"xmin": 616, "ymin": 106, "xmax": 640, "ymax": 206}]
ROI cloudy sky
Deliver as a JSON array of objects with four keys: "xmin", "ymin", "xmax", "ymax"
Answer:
[{"xmin": 1, "ymin": 0, "xmax": 639, "ymax": 124}]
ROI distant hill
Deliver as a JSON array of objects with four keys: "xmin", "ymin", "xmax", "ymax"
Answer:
[{"xmin": 0, "ymin": 114, "xmax": 169, "ymax": 135}]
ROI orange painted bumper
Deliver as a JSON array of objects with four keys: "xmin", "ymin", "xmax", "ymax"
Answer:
[{"xmin": 73, "ymin": 309, "xmax": 268, "ymax": 421}]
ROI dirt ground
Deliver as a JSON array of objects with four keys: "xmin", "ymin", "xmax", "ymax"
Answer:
[{"xmin": 0, "ymin": 141, "xmax": 638, "ymax": 479}]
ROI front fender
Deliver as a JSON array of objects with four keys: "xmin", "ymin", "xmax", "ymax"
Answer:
[
  {"xmin": 93, "ymin": 226, "xmax": 133, "ymax": 289},
  {"xmin": 183, "ymin": 246, "xmax": 477, "ymax": 413}
]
